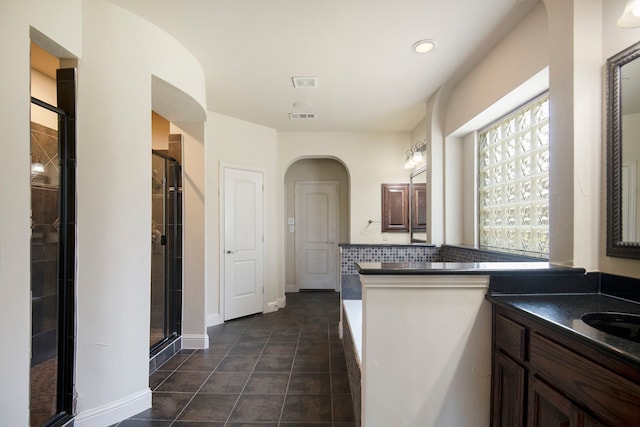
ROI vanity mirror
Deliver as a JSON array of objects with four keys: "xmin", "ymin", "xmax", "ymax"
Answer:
[
  {"xmin": 607, "ymin": 40, "xmax": 640, "ymax": 259},
  {"xmin": 409, "ymin": 165, "xmax": 427, "ymax": 243}
]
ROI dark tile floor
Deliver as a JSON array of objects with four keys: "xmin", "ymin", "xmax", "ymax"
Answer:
[{"xmin": 116, "ymin": 291, "xmax": 354, "ymax": 426}]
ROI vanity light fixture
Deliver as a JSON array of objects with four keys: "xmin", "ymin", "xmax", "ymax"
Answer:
[
  {"xmin": 31, "ymin": 160, "xmax": 45, "ymax": 175},
  {"xmin": 404, "ymin": 140, "xmax": 426, "ymax": 169},
  {"xmin": 412, "ymin": 39, "xmax": 437, "ymax": 54},
  {"xmin": 618, "ymin": 0, "xmax": 640, "ymax": 28}
]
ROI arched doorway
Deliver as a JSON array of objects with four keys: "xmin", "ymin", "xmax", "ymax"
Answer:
[{"xmin": 284, "ymin": 158, "xmax": 350, "ymax": 292}]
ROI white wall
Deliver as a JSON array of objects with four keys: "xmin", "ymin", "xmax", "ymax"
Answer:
[
  {"xmin": 174, "ymin": 121, "xmax": 208, "ymax": 348},
  {"xmin": 437, "ymin": 2, "xmax": 550, "ymax": 251},
  {"xmin": 74, "ymin": 1, "xmax": 206, "ymax": 424},
  {"xmin": 0, "ymin": 0, "xmax": 206, "ymax": 424},
  {"xmin": 205, "ymin": 112, "xmax": 280, "ymax": 324},
  {"xmin": 445, "ymin": 2, "xmax": 549, "ymax": 137},
  {"xmin": 278, "ymin": 132, "xmax": 411, "ymax": 244},
  {"xmin": 0, "ymin": 1, "xmax": 82, "ymax": 425}
]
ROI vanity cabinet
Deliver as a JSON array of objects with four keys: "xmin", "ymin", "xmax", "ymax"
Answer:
[{"xmin": 491, "ymin": 305, "xmax": 640, "ymax": 427}]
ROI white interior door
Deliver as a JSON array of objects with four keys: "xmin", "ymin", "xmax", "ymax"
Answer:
[
  {"xmin": 223, "ymin": 167, "xmax": 264, "ymax": 321},
  {"xmin": 295, "ymin": 181, "xmax": 339, "ymax": 290}
]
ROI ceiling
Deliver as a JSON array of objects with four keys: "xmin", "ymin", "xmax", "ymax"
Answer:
[{"xmin": 109, "ymin": 0, "xmax": 539, "ymax": 132}]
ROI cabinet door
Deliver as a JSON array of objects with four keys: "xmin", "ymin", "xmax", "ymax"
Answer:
[
  {"xmin": 492, "ymin": 351, "xmax": 526, "ymax": 427},
  {"xmin": 528, "ymin": 376, "xmax": 580, "ymax": 427},
  {"xmin": 381, "ymin": 184, "xmax": 409, "ymax": 232}
]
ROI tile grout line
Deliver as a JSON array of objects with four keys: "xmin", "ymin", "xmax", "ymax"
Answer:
[
  {"xmin": 223, "ymin": 314, "xmax": 277, "ymax": 426},
  {"xmin": 277, "ymin": 313, "xmax": 303, "ymax": 426},
  {"xmin": 170, "ymin": 320, "xmax": 250, "ymax": 426}
]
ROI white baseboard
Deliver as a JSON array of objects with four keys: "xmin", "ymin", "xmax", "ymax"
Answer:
[
  {"xmin": 182, "ymin": 333, "xmax": 210, "ymax": 349},
  {"xmin": 285, "ymin": 283, "xmax": 297, "ymax": 293},
  {"xmin": 266, "ymin": 296, "xmax": 287, "ymax": 313},
  {"xmin": 207, "ymin": 313, "xmax": 222, "ymax": 327},
  {"xmin": 74, "ymin": 388, "xmax": 151, "ymax": 427},
  {"xmin": 266, "ymin": 301, "xmax": 278, "ymax": 313}
]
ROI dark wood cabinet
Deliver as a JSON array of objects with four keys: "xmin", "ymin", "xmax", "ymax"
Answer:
[
  {"xmin": 528, "ymin": 376, "xmax": 579, "ymax": 427},
  {"xmin": 492, "ymin": 351, "xmax": 526, "ymax": 427},
  {"xmin": 491, "ymin": 305, "xmax": 640, "ymax": 427},
  {"xmin": 381, "ymin": 184, "xmax": 409, "ymax": 232}
]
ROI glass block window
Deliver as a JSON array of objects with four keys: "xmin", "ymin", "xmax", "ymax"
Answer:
[{"xmin": 478, "ymin": 93, "xmax": 549, "ymax": 255}]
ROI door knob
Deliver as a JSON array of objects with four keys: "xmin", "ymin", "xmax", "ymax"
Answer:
[{"xmin": 226, "ymin": 250, "xmax": 237, "ymax": 254}]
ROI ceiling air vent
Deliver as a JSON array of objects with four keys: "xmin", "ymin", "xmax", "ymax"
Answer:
[
  {"xmin": 289, "ymin": 112, "xmax": 317, "ymax": 120},
  {"xmin": 292, "ymin": 76, "xmax": 318, "ymax": 88}
]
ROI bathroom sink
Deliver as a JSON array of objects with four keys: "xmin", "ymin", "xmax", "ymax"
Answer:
[{"xmin": 582, "ymin": 312, "xmax": 640, "ymax": 343}]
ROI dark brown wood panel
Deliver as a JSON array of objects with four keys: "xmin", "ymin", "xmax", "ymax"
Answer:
[
  {"xmin": 530, "ymin": 333, "xmax": 640, "ymax": 427},
  {"xmin": 492, "ymin": 351, "xmax": 526, "ymax": 427},
  {"xmin": 495, "ymin": 313, "xmax": 527, "ymax": 363},
  {"xmin": 528, "ymin": 376, "xmax": 577, "ymax": 427},
  {"xmin": 381, "ymin": 183, "xmax": 409, "ymax": 232}
]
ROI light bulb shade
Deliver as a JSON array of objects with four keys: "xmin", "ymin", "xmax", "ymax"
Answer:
[
  {"xmin": 618, "ymin": 0, "xmax": 640, "ymax": 28},
  {"xmin": 412, "ymin": 151, "xmax": 423, "ymax": 163},
  {"xmin": 404, "ymin": 158, "xmax": 414, "ymax": 169},
  {"xmin": 31, "ymin": 162, "xmax": 45, "ymax": 174}
]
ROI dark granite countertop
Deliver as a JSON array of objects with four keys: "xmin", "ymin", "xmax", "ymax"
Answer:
[
  {"xmin": 487, "ymin": 293, "xmax": 640, "ymax": 368},
  {"xmin": 356, "ymin": 261, "xmax": 585, "ymax": 276}
]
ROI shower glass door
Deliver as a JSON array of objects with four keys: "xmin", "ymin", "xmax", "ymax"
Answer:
[
  {"xmin": 150, "ymin": 151, "xmax": 181, "ymax": 352},
  {"xmin": 30, "ymin": 72, "xmax": 75, "ymax": 427}
]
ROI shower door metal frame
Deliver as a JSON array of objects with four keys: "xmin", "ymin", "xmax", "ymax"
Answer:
[
  {"xmin": 30, "ymin": 68, "xmax": 76, "ymax": 427},
  {"xmin": 150, "ymin": 150, "xmax": 182, "ymax": 355}
]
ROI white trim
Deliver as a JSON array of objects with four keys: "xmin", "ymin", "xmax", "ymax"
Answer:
[
  {"xmin": 74, "ymin": 388, "xmax": 151, "ymax": 427},
  {"xmin": 266, "ymin": 301, "xmax": 278, "ymax": 313},
  {"xmin": 266, "ymin": 296, "xmax": 287, "ymax": 313},
  {"xmin": 342, "ymin": 299, "xmax": 363, "ymax": 366},
  {"xmin": 181, "ymin": 333, "xmax": 210, "ymax": 349},
  {"xmin": 285, "ymin": 283, "xmax": 297, "ymax": 293},
  {"xmin": 206, "ymin": 313, "xmax": 222, "ymax": 327}
]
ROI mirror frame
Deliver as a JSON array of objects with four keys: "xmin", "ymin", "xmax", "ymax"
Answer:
[
  {"xmin": 606, "ymin": 40, "xmax": 640, "ymax": 259},
  {"xmin": 409, "ymin": 165, "xmax": 427, "ymax": 243}
]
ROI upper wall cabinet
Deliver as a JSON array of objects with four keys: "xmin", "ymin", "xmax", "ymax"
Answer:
[{"xmin": 381, "ymin": 184, "xmax": 409, "ymax": 232}]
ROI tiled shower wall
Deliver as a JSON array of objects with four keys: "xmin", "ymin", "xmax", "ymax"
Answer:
[
  {"xmin": 31, "ymin": 122, "xmax": 60, "ymax": 366},
  {"xmin": 340, "ymin": 244, "xmax": 544, "ymax": 299}
]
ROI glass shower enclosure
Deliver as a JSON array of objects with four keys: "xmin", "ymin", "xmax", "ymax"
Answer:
[{"xmin": 150, "ymin": 150, "xmax": 182, "ymax": 353}]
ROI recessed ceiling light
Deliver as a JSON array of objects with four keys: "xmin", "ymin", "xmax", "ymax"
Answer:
[{"xmin": 412, "ymin": 39, "xmax": 437, "ymax": 54}]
